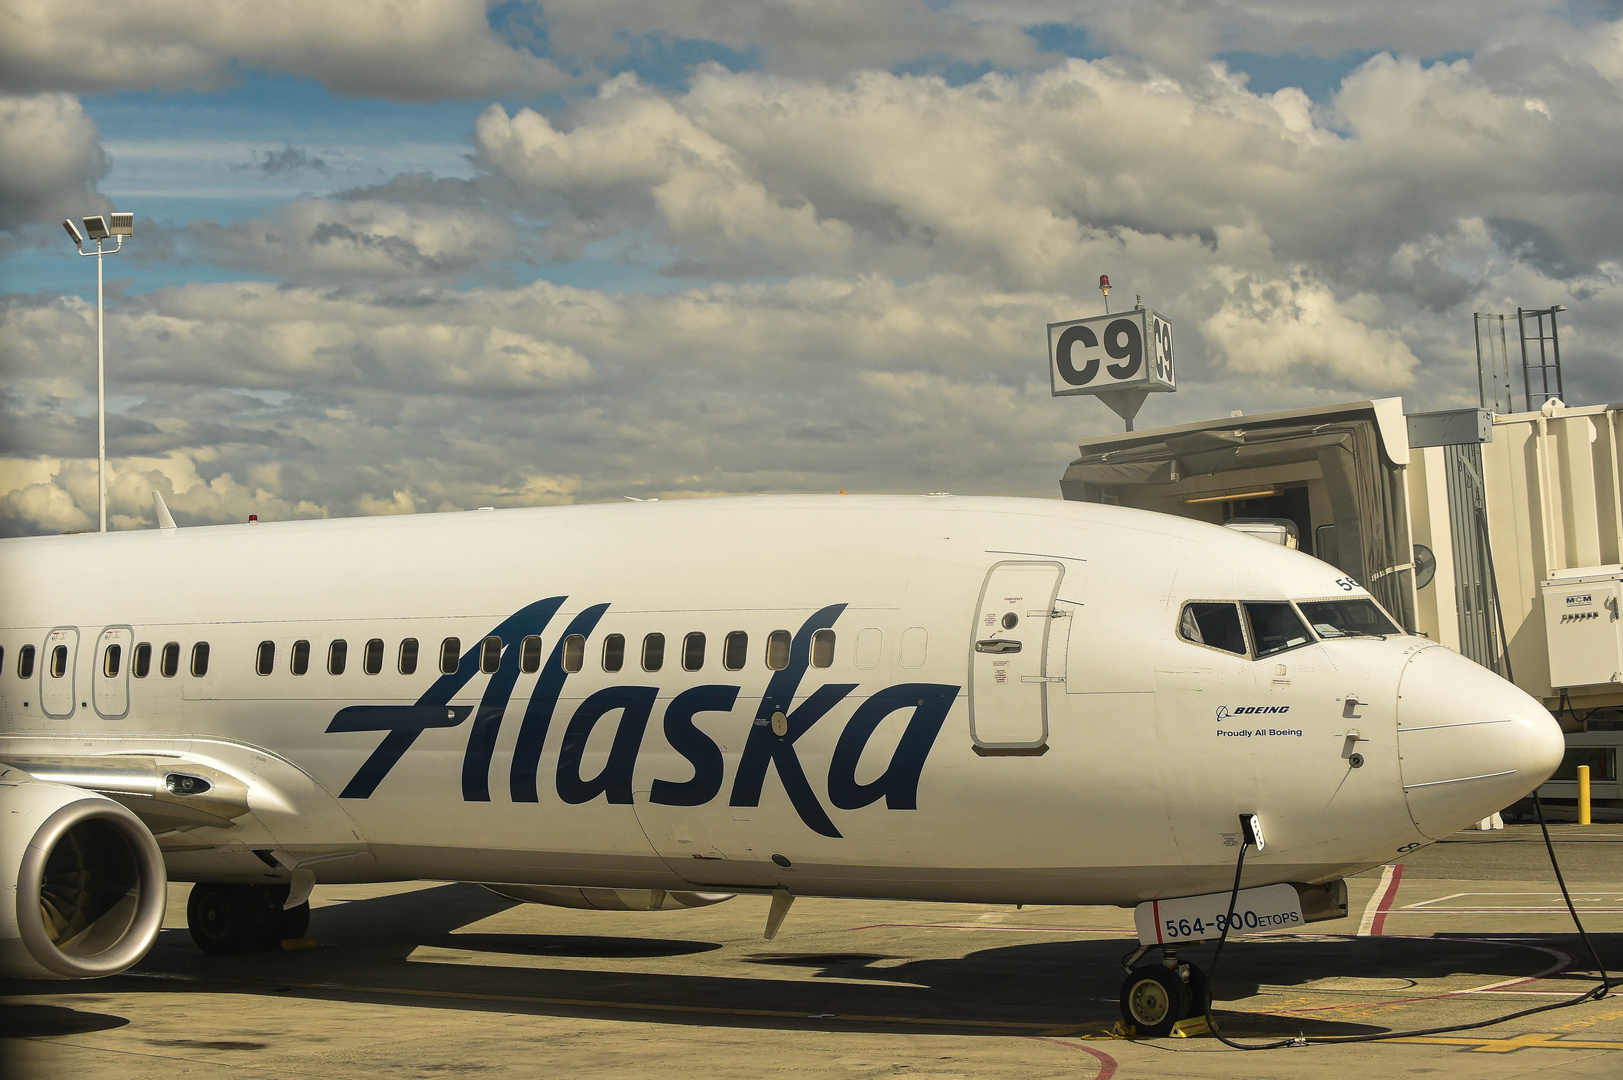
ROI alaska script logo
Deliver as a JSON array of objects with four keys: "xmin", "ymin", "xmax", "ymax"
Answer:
[
  {"xmin": 325, "ymin": 601, "xmax": 960, "ymax": 838},
  {"xmin": 1216, "ymin": 705, "xmax": 1291, "ymax": 723}
]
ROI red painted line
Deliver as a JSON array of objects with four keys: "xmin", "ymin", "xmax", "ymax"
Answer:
[
  {"xmin": 1023, "ymin": 1037, "xmax": 1117, "ymax": 1079},
  {"xmin": 1153, "ymin": 899, "xmax": 1164, "ymax": 945},
  {"xmin": 1369, "ymin": 863, "xmax": 1405, "ymax": 936}
]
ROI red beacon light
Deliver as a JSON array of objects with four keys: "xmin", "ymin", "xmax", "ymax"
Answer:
[
  {"xmin": 1099, "ymin": 274, "xmax": 1111, "ymax": 293},
  {"xmin": 248, "ymin": 515, "xmax": 259, "ymax": 523}
]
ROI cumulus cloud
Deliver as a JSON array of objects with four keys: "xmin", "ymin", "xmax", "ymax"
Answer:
[
  {"xmin": 172, "ymin": 198, "xmax": 519, "ymax": 282},
  {"xmin": 474, "ymin": 44, "xmax": 1623, "ymax": 292},
  {"xmin": 0, "ymin": 94, "xmax": 109, "ymax": 229},
  {"xmin": 0, "ymin": 0, "xmax": 569, "ymax": 99}
]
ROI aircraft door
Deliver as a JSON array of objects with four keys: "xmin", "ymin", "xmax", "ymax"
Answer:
[
  {"xmin": 970, "ymin": 561, "xmax": 1065, "ymax": 749},
  {"xmin": 40, "ymin": 626, "xmax": 79, "ymax": 719},
  {"xmin": 93, "ymin": 626, "xmax": 132, "ymax": 719}
]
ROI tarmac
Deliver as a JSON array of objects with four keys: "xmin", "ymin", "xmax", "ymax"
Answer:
[{"xmin": 4, "ymin": 824, "xmax": 1620, "ymax": 1080}]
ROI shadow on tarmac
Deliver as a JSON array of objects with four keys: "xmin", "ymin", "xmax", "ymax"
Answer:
[{"xmin": 5, "ymin": 883, "xmax": 1617, "ymax": 1042}]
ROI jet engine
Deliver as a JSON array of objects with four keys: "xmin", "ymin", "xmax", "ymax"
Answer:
[
  {"xmin": 481, "ymin": 884, "xmax": 733, "ymax": 911},
  {"xmin": 0, "ymin": 767, "xmax": 168, "ymax": 979}
]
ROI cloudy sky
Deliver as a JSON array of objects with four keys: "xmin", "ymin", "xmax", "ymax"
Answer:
[{"xmin": 2, "ymin": 1, "xmax": 1621, "ymax": 535}]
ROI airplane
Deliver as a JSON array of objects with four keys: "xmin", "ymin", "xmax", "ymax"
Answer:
[{"xmin": 0, "ymin": 494, "xmax": 1565, "ymax": 1035}]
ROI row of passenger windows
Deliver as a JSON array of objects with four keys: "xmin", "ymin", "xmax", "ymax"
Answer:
[
  {"xmin": 251, "ymin": 628, "xmax": 837, "ymax": 677},
  {"xmin": 6, "ymin": 641, "xmax": 209, "ymax": 680}
]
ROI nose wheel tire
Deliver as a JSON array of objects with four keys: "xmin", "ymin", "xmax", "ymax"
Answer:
[{"xmin": 1120, "ymin": 965, "xmax": 1195, "ymax": 1037}]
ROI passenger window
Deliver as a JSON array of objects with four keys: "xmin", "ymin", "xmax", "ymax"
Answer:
[
  {"xmin": 899, "ymin": 626, "xmax": 927, "ymax": 669},
  {"xmin": 328, "ymin": 639, "xmax": 347, "ymax": 675},
  {"xmin": 1244, "ymin": 602, "xmax": 1313, "ymax": 658},
  {"xmin": 191, "ymin": 642, "xmax": 210, "ymax": 677},
  {"xmin": 811, "ymin": 629, "xmax": 835, "ymax": 669},
  {"xmin": 18, "ymin": 644, "xmax": 35, "ymax": 679},
  {"xmin": 854, "ymin": 628, "xmax": 882, "ymax": 670},
  {"xmin": 765, "ymin": 630, "xmax": 791, "ymax": 671},
  {"xmin": 398, "ymin": 638, "xmax": 418, "ymax": 675},
  {"xmin": 256, "ymin": 640, "xmax": 275, "ymax": 676},
  {"xmin": 160, "ymin": 642, "xmax": 180, "ymax": 678},
  {"xmin": 440, "ymin": 637, "xmax": 460, "ymax": 674},
  {"xmin": 104, "ymin": 644, "xmax": 122, "ymax": 678},
  {"xmin": 132, "ymin": 642, "xmax": 151, "ymax": 678},
  {"xmin": 291, "ymin": 639, "xmax": 310, "ymax": 676},
  {"xmin": 642, "ymin": 633, "xmax": 665, "ymax": 672},
  {"xmin": 602, "ymin": 633, "xmax": 625, "ymax": 672},
  {"xmin": 480, "ymin": 636, "xmax": 501, "ymax": 674},
  {"xmin": 683, "ymin": 632, "xmax": 705, "ymax": 671},
  {"xmin": 50, "ymin": 644, "xmax": 68, "ymax": 678},
  {"xmin": 723, "ymin": 631, "xmax": 747, "ymax": 671},
  {"xmin": 563, "ymin": 634, "xmax": 585, "ymax": 673},
  {"xmin": 364, "ymin": 638, "xmax": 384, "ymax": 675},
  {"xmin": 520, "ymin": 635, "xmax": 543, "ymax": 674},
  {"xmin": 1178, "ymin": 603, "xmax": 1247, "ymax": 656}
]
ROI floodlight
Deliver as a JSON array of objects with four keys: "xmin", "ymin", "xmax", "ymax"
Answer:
[
  {"xmin": 83, "ymin": 215, "xmax": 110, "ymax": 240},
  {"xmin": 109, "ymin": 212, "xmax": 134, "ymax": 236},
  {"xmin": 63, "ymin": 218, "xmax": 84, "ymax": 244}
]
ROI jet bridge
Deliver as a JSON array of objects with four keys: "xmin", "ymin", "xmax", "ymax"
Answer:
[{"xmin": 1061, "ymin": 397, "xmax": 1623, "ymax": 819}]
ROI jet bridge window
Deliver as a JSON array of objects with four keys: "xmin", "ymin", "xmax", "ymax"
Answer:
[
  {"xmin": 1244, "ymin": 603, "xmax": 1313, "ymax": 658},
  {"xmin": 642, "ymin": 633, "xmax": 665, "ymax": 672},
  {"xmin": 1298, "ymin": 599, "xmax": 1400, "ymax": 640},
  {"xmin": 160, "ymin": 642, "xmax": 180, "ymax": 678},
  {"xmin": 50, "ymin": 644, "xmax": 68, "ymax": 678},
  {"xmin": 364, "ymin": 638, "xmax": 385, "ymax": 675},
  {"xmin": 398, "ymin": 638, "xmax": 418, "ymax": 675},
  {"xmin": 440, "ymin": 637, "xmax": 460, "ymax": 674},
  {"xmin": 811, "ymin": 629, "xmax": 835, "ymax": 669},
  {"xmin": 17, "ymin": 644, "xmax": 34, "ymax": 679},
  {"xmin": 191, "ymin": 642, "xmax": 210, "ymax": 677},
  {"xmin": 132, "ymin": 642, "xmax": 151, "ymax": 678},
  {"xmin": 520, "ymin": 635, "xmax": 542, "ymax": 674},
  {"xmin": 480, "ymin": 636, "xmax": 501, "ymax": 674},
  {"xmin": 328, "ymin": 639, "xmax": 347, "ymax": 675},
  {"xmin": 766, "ymin": 630, "xmax": 791, "ymax": 671},
  {"xmin": 723, "ymin": 631, "xmax": 747, "ymax": 671},
  {"xmin": 256, "ymin": 640, "xmax": 275, "ymax": 675},
  {"xmin": 1178, "ymin": 603, "xmax": 1248, "ymax": 656},
  {"xmin": 603, "ymin": 633, "xmax": 625, "ymax": 672},
  {"xmin": 683, "ymin": 632, "xmax": 705, "ymax": 671},
  {"xmin": 291, "ymin": 639, "xmax": 310, "ymax": 676}
]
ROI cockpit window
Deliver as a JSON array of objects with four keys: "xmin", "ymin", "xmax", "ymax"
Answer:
[
  {"xmin": 1244, "ymin": 602, "xmax": 1313, "ymax": 657},
  {"xmin": 1298, "ymin": 599, "xmax": 1399, "ymax": 639},
  {"xmin": 1178, "ymin": 602, "xmax": 1248, "ymax": 656}
]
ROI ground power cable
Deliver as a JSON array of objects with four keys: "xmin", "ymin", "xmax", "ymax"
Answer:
[{"xmin": 1196, "ymin": 807, "xmax": 1617, "ymax": 1050}]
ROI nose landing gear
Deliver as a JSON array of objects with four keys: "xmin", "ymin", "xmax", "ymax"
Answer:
[{"xmin": 1119, "ymin": 947, "xmax": 1211, "ymax": 1037}]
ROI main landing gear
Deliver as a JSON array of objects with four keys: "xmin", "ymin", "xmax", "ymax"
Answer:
[
  {"xmin": 1119, "ymin": 947, "xmax": 1211, "ymax": 1037},
  {"xmin": 186, "ymin": 883, "xmax": 310, "ymax": 955}
]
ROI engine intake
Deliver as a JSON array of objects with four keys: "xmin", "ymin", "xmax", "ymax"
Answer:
[{"xmin": 1, "ymin": 769, "xmax": 168, "ymax": 979}]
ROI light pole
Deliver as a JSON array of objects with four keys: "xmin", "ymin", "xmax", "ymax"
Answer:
[{"xmin": 63, "ymin": 212, "xmax": 133, "ymax": 533}]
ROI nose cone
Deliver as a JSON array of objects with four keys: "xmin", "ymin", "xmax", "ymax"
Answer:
[{"xmin": 1397, "ymin": 646, "xmax": 1564, "ymax": 839}]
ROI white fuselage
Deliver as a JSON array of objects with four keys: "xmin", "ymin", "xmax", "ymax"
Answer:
[{"xmin": 0, "ymin": 495, "xmax": 1564, "ymax": 905}]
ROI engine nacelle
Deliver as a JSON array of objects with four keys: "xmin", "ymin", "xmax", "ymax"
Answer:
[
  {"xmin": 0, "ymin": 767, "xmax": 168, "ymax": 979},
  {"xmin": 481, "ymin": 884, "xmax": 734, "ymax": 911}
]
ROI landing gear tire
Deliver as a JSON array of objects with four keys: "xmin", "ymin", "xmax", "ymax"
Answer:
[
  {"xmin": 1120, "ymin": 965, "xmax": 1192, "ymax": 1037},
  {"xmin": 187, "ymin": 884, "xmax": 300, "ymax": 954}
]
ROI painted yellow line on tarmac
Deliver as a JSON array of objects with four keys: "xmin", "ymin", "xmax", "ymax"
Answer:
[{"xmin": 1394, "ymin": 1032, "xmax": 1623, "ymax": 1053}]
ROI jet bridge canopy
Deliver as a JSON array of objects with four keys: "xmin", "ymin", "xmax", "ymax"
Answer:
[{"xmin": 1059, "ymin": 399, "xmax": 1418, "ymax": 631}]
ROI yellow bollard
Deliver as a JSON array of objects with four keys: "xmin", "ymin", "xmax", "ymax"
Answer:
[{"xmin": 1577, "ymin": 765, "xmax": 1591, "ymax": 826}]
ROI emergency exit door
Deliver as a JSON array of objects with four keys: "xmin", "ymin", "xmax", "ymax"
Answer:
[
  {"xmin": 969, "ymin": 561, "xmax": 1064, "ymax": 749},
  {"xmin": 40, "ymin": 626, "xmax": 79, "ymax": 719}
]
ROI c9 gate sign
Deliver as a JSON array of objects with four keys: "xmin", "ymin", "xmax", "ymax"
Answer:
[{"xmin": 1047, "ymin": 309, "xmax": 1175, "ymax": 398}]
